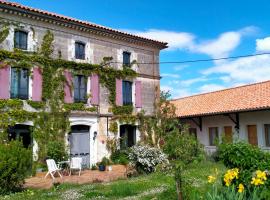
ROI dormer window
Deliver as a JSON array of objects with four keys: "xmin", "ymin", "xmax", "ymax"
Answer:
[
  {"xmin": 123, "ymin": 51, "xmax": 131, "ymax": 67},
  {"xmin": 14, "ymin": 30, "xmax": 28, "ymax": 50},
  {"xmin": 75, "ymin": 41, "xmax": 85, "ymax": 60}
]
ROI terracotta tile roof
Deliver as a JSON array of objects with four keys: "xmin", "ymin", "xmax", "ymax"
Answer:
[
  {"xmin": 171, "ymin": 80, "xmax": 270, "ymax": 118},
  {"xmin": 0, "ymin": 0, "xmax": 168, "ymax": 49}
]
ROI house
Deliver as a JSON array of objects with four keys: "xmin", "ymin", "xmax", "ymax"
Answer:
[
  {"xmin": 171, "ymin": 81, "xmax": 270, "ymax": 154},
  {"xmin": 0, "ymin": 0, "xmax": 167, "ymax": 167}
]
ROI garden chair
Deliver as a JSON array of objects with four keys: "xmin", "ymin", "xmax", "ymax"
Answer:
[
  {"xmin": 69, "ymin": 157, "xmax": 82, "ymax": 176},
  {"xmin": 45, "ymin": 159, "xmax": 63, "ymax": 179}
]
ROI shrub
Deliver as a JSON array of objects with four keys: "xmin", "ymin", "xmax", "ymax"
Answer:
[
  {"xmin": 0, "ymin": 141, "xmax": 32, "ymax": 195},
  {"xmin": 129, "ymin": 144, "xmax": 169, "ymax": 173},
  {"xmin": 110, "ymin": 150, "xmax": 129, "ymax": 165},
  {"xmin": 217, "ymin": 141, "xmax": 270, "ymax": 171},
  {"xmin": 47, "ymin": 141, "xmax": 68, "ymax": 163}
]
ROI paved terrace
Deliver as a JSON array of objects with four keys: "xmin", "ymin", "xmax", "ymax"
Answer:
[{"xmin": 24, "ymin": 165, "xmax": 127, "ymax": 189}]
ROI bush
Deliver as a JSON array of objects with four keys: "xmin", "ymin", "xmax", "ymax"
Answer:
[
  {"xmin": 110, "ymin": 150, "xmax": 129, "ymax": 165},
  {"xmin": 47, "ymin": 141, "xmax": 68, "ymax": 163},
  {"xmin": 129, "ymin": 144, "xmax": 169, "ymax": 173},
  {"xmin": 0, "ymin": 141, "xmax": 32, "ymax": 195},
  {"xmin": 217, "ymin": 141, "xmax": 270, "ymax": 171}
]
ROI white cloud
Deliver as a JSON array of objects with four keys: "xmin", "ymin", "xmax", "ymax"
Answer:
[
  {"xmin": 256, "ymin": 37, "xmax": 270, "ymax": 52},
  {"xmin": 161, "ymin": 73, "xmax": 180, "ymax": 78},
  {"xmin": 173, "ymin": 64, "xmax": 189, "ymax": 71},
  {"xmin": 199, "ymin": 84, "xmax": 226, "ymax": 93},
  {"xmin": 203, "ymin": 54, "xmax": 270, "ymax": 84},
  {"xmin": 128, "ymin": 29, "xmax": 195, "ymax": 51},
  {"xmin": 179, "ymin": 77, "xmax": 208, "ymax": 87}
]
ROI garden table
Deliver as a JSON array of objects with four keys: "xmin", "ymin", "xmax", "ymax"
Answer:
[{"xmin": 57, "ymin": 160, "xmax": 70, "ymax": 176}]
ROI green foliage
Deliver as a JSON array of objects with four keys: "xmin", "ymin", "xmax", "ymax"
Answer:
[
  {"xmin": 0, "ymin": 141, "xmax": 32, "ymax": 195},
  {"xmin": 47, "ymin": 141, "xmax": 68, "ymax": 163},
  {"xmin": 110, "ymin": 150, "xmax": 129, "ymax": 165},
  {"xmin": 109, "ymin": 122, "xmax": 118, "ymax": 134},
  {"xmin": 0, "ymin": 99, "xmax": 23, "ymax": 110},
  {"xmin": 99, "ymin": 157, "xmax": 110, "ymax": 166},
  {"xmin": 63, "ymin": 103, "xmax": 97, "ymax": 112},
  {"xmin": 112, "ymin": 105, "xmax": 133, "ymax": 115},
  {"xmin": 26, "ymin": 100, "xmax": 45, "ymax": 110},
  {"xmin": 0, "ymin": 24, "xmax": 9, "ymax": 44},
  {"xmin": 217, "ymin": 141, "xmax": 270, "ymax": 171},
  {"xmin": 40, "ymin": 30, "xmax": 54, "ymax": 57}
]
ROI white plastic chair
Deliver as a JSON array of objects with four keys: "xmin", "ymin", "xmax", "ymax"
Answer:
[
  {"xmin": 44, "ymin": 159, "xmax": 63, "ymax": 179},
  {"xmin": 69, "ymin": 157, "xmax": 82, "ymax": 176}
]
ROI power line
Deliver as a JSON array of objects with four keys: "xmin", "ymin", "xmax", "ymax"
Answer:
[{"xmin": 108, "ymin": 52, "xmax": 270, "ymax": 65}]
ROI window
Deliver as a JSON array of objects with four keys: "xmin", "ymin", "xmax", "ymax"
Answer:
[
  {"xmin": 75, "ymin": 42, "xmax": 85, "ymax": 60},
  {"xmin": 14, "ymin": 30, "xmax": 28, "ymax": 50},
  {"xmin": 122, "ymin": 81, "xmax": 132, "ymax": 105},
  {"xmin": 74, "ymin": 75, "xmax": 87, "ymax": 103},
  {"xmin": 209, "ymin": 127, "xmax": 219, "ymax": 146},
  {"xmin": 10, "ymin": 68, "xmax": 29, "ymax": 99},
  {"xmin": 189, "ymin": 128, "xmax": 197, "ymax": 139},
  {"xmin": 265, "ymin": 125, "xmax": 270, "ymax": 147},
  {"xmin": 123, "ymin": 51, "xmax": 131, "ymax": 66}
]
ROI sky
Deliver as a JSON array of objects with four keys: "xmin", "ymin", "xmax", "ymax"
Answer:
[{"xmin": 10, "ymin": 0, "xmax": 270, "ymax": 99}]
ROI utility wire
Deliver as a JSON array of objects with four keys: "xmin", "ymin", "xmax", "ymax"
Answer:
[{"xmin": 107, "ymin": 52, "xmax": 270, "ymax": 65}]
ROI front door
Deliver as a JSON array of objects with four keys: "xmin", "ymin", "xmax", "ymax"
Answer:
[
  {"xmin": 69, "ymin": 125, "xmax": 90, "ymax": 168},
  {"xmin": 224, "ymin": 126, "xmax": 233, "ymax": 143},
  {"xmin": 120, "ymin": 125, "xmax": 136, "ymax": 149},
  {"xmin": 248, "ymin": 125, "xmax": 258, "ymax": 146}
]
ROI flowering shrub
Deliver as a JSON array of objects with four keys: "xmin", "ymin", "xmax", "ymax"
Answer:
[{"xmin": 128, "ymin": 144, "xmax": 169, "ymax": 173}]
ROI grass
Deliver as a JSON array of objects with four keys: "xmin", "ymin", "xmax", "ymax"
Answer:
[{"xmin": 0, "ymin": 160, "xmax": 226, "ymax": 200}]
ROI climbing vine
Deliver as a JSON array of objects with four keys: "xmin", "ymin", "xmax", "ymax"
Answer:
[{"xmin": 0, "ymin": 28, "xmax": 138, "ymax": 164}]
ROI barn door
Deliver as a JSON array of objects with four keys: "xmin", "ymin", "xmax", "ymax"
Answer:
[{"xmin": 247, "ymin": 125, "xmax": 258, "ymax": 146}]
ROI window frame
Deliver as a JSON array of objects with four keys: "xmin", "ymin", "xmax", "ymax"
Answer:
[
  {"xmin": 188, "ymin": 128, "xmax": 197, "ymax": 139},
  {"xmin": 123, "ymin": 51, "xmax": 131, "ymax": 67},
  {"xmin": 75, "ymin": 41, "xmax": 86, "ymax": 60},
  {"xmin": 209, "ymin": 127, "xmax": 219, "ymax": 146},
  {"xmin": 122, "ymin": 80, "xmax": 133, "ymax": 105},
  {"xmin": 14, "ymin": 30, "xmax": 28, "ymax": 50},
  {"xmin": 10, "ymin": 68, "xmax": 29, "ymax": 100},
  {"xmin": 73, "ymin": 75, "xmax": 87, "ymax": 103}
]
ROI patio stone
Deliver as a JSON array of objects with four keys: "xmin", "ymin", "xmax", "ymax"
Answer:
[{"xmin": 24, "ymin": 165, "xmax": 127, "ymax": 189}]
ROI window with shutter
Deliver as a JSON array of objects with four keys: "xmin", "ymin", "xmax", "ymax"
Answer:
[
  {"xmin": 14, "ymin": 31, "xmax": 28, "ymax": 50},
  {"xmin": 10, "ymin": 68, "xmax": 29, "ymax": 100},
  {"xmin": 122, "ymin": 81, "xmax": 132, "ymax": 105},
  {"xmin": 123, "ymin": 51, "xmax": 131, "ymax": 67},
  {"xmin": 265, "ymin": 124, "xmax": 270, "ymax": 147},
  {"xmin": 209, "ymin": 127, "xmax": 218, "ymax": 146},
  {"xmin": 74, "ymin": 75, "xmax": 87, "ymax": 103},
  {"xmin": 75, "ymin": 42, "xmax": 85, "ymax": 60}
]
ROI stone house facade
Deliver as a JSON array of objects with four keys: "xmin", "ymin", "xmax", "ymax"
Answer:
[{"xmin": 0, "ymin": 0, "xmax": 167, "ymax": 166}]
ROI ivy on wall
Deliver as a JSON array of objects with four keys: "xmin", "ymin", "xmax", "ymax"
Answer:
[{"xmin": 0, "ymin": 25, "xmax": 138, "ymax": 163}]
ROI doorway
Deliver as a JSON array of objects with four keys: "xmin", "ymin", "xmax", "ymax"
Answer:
[
  {"xmin": 120, "ymin": 125, "xmax": 136, "ymax": 149},
  {"xmin": 247, "ymin": 125, "xmax": 258, "ymax": 146},
  {"xmin": 8, "ymin": 124, "xmax": 32, "ymax": 148},
  {"xmin": 69, "ymin": 125, "xmax": 90, "ymax": 168}
]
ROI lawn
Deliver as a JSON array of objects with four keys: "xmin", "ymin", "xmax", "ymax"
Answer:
[{"xmin": 0, "ymin": 160, "xmax": 226, "ymax": 200}]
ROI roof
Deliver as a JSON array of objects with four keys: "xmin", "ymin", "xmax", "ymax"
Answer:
[
  {"xmin": 0, "ymin": 0, "xmax": 168, "ymax": 49},
  {"xmin": 171, "ymin": 80, "xmax": 270, "ymax": 118}
]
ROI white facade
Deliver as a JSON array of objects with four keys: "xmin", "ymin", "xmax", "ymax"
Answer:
[{"xmin": 183, "ymin": 110, "xmax": 270, "ymax": 154}]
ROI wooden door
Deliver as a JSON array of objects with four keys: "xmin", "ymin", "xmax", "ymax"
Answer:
[
  {"xmin": 247, "ymin": 125, "xmax": 258, "ymax": 146},
  {"xmin": 224, "ymin": 126, "xmax": 233, "ymax": 143}
]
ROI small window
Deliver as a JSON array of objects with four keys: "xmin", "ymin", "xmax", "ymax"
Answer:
[
  {"xmin": 189, "ymin": 128, "xmax": 197, "ymax": 139},
  {"xmin": 14, "ymin": 30, "xmax": 28, "ymax": 50},
  {"xmin": 10, "ymin": 68, "xmax": 29, "ymax": 100},
  {"xmin": 75, "ymin": 42, "xmax": 85, "ymax": 60},
  {"xmin": 74, "ymin": 75, "xmax": 87, "ymax": 103},
  {"xmin": 265, "ymin": 125, "xmax": 270, "ymax": 147},
  {"xmin": 122, "ymin": 81, "xmax": 132, "ymax": 105},
  {"xmin": 209, "ymin": 127, "xmax": 219, "ymax": 146},
  {"xmin": 123, "ymin": 51, "xmax": 131, "ymax": 67}
]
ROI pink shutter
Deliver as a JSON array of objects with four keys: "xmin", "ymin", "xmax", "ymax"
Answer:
[
  {"xmin": 115, "ymin": 79, "xmax": 122, "ymax": 106},
  {"xmin": 90, "ymin": 74, "xmax": 99, "ymax": 105},
  {"xmin": 135, "ymin": 81, "xmax": 142, "ymax": 108},
  {"xmin": 32, "ymin": 67, "xmax": 42, "ymax": 101},
  {"xmin": 0, "ymin": 66, "xmax": 10, "ymax": 99},
  {"xmin": 64, "ymin": 70, "xmax": 73, "ymax": 103}
]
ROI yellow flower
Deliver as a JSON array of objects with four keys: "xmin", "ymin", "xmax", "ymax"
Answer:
[
  {"xmin": 238, "ymin": 183, "xmax": 244, "ymax": 193},
  {"xmin": 208, "ymin": 175, "xmax": 216, "ymax": 183},
  {"xmin": 251, "ymin": 170, "xmax": 267, "ymax": 186},
  {"xmin": 256, "ymin": 170, "xmax": 267, "ymax": 181},
  {"xmin": 223, "ymin": 168, "xmax": 239, "ymax": 186}
]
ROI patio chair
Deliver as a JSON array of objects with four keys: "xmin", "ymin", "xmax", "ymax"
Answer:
[
  {"xmin": 45, "ymin": 159, "xmax": 63, "ymax": 179},
  {"xmin": 69, "ymin": 157, "xmax": 82, "ymax": 176}
]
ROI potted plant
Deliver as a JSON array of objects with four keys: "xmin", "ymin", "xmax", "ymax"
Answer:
[{"xmin": 98, "ymin": 157, "xmax": 110, "ymax": 171}]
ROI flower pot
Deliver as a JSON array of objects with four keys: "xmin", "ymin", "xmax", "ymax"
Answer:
[
  {"xmin": 108, "ymin": 166, "xmax": 112, "ymax": 171},
  {"xmin": 98, "ymin": 165, "xmax": 106, "ymax": 171}
]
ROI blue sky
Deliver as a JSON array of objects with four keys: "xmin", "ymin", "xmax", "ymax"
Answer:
[{"xmin": 11, "ymin": 0, "xmax": 270, "ymax": 98}]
